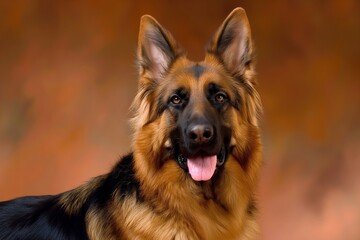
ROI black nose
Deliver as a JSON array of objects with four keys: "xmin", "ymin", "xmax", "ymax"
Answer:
[{"xmin": 188, "ymin": 124, "xmax": 214, "ymax": 144}]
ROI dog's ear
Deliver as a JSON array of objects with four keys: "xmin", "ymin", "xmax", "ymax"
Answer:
[
  {"xmin": 138, "ymin": 15, "xmax": 183, "ymax": 80},
  {"xmin": 207, "ymin": 8, "xmax": 253, "ymax": 77}
]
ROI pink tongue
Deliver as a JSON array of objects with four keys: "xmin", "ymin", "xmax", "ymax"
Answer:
[{"xmin": 187, "ymin": 155, "xmax": 217, "ymax": 181}]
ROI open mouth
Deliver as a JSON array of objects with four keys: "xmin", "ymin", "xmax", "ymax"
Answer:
[{"xmin": 176, "ymin": 147, "xmax": 227, "ymax": 181}]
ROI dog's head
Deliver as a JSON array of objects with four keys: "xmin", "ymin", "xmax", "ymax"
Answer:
[{"xmin": 132, "ymin": 8, "xmax": 261, "ymax": 182}]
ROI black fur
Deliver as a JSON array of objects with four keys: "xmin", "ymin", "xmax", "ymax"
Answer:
[
  {"xmin": 0, "ymin": 154, "xmax": 139, "ymax": 240},
  {"xmin": 190, "ymin": 64, "xmax": 205, "ymax": 79},
  {"xmin": 0, "ymin": 195, "xmax": 87, "ymax": 240}
]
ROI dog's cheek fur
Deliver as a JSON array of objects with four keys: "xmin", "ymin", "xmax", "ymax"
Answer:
[
  {"xmin": 228, "ymin": 106, "xmax": 262, "ymax": 185},
  {"xmin": 237, "ymin": 80, "xmax": 262, "ymax": 127},
  {"xmin": 130, "ymin": 88, "xmax": 157, "ymax": 135},
  {"xmin": 133, "ymin": 111, "xmax": 171, "ymax": 166}
]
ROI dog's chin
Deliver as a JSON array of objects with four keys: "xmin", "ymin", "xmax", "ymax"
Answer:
[{"xmin": 176, "ymin": 147, "xmax": 227, "ymax": 181}]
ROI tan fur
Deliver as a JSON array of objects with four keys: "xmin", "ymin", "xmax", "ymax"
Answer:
[{"xmin": 86, "ymin": 208, "xmax": 120, "ymax": 240}]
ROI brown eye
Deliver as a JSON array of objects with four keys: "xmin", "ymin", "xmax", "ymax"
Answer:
[
  {"xmin": 214, "ymin": 93, "xmax": 227, "ymax": 103},
  {"xmin": 170, "ymin": 95, "xmax": 182, "ymax": 105}
]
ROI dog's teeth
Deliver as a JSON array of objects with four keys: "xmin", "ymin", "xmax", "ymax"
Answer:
[
  {"xmin": 164, "ymin": 139, "xmax": 172, "ymax": 148},
  {"xmin": 230, "ymin": 137, "xmax": 236, "ymax": 147}
]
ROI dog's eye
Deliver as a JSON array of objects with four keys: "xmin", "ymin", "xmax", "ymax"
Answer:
[
  {"xmin": 170, "ymin": 95, "xmax": 182, "ymax": 105},
  {"xmin": 214, "ymin": 92, "xmax": 227, "ymax": 103}
]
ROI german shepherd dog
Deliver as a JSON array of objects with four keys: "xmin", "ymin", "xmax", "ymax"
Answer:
[{"xmin": 0, "ymin": 7, "xmax": 262, "ymax": 239}]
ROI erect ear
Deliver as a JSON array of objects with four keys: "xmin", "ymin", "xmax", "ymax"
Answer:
[
  {"xmin": 207, "ymin": 8, "xmax": 253, "ymax": 77},
  {"xmin": 137, "ymin": 15, "xmax": 183, "ymax": 80}
]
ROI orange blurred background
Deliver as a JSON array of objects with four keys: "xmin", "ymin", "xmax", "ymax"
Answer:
[{"xmin": 1, "ymin": 1, "xmax": 359, "ymax": 239}]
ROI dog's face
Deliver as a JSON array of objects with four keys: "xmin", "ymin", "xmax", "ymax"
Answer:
[
  {"xmin": 162, "ymin": 61, "xmax": 235, "ymax": 181},
  {"xmin": 132, "ymin": 8, "xmax": 261, "ymax": 182}
]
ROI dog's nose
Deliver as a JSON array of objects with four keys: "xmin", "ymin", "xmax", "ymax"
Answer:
[{"xmin": 188, "ymin": 124, "xmax": 214, "ymax": 144}]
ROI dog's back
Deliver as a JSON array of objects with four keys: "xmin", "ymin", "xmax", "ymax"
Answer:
[{"xmin": 0, "ymin": 195, "xmax": 87, "ymax": 239}]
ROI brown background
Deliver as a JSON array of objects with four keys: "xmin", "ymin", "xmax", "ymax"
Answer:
[{"xmin": 1, "ymin": 1, "xmax": 359, "ymax": 239}]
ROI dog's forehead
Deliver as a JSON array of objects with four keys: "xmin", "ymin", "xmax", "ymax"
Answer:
[
  {"xmin": 170, "ymin": 61, "xmax": 227, "ymax": 81},
  {"xmin": 188, "ymin": 64, "xmax": 206, "ymax": 79},
  {"xmin": 161, "ymin": 64, "xmax": 230, "ymax": 97}
]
